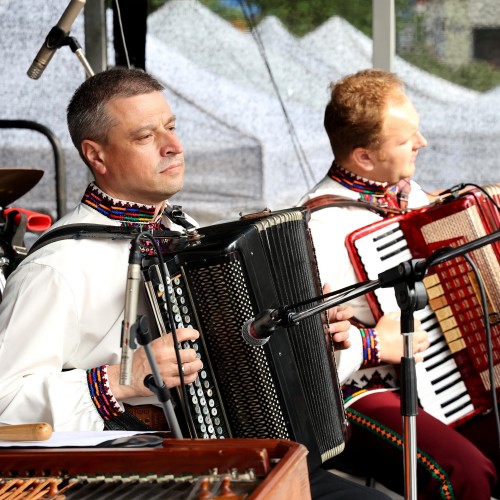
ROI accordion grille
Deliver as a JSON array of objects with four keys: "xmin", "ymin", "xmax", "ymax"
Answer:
[{"xmin": 185, "ymin": 258, "xmax": 290, "ymax": 439}]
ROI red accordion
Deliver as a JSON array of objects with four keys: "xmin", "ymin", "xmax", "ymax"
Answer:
[{"xmin": 346, "ymin": 185, "xmax": 500, "ymax": 427}]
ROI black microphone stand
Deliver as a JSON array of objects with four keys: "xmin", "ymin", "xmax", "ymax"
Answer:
[
  {"xmin": 120, "ymin": 231, "xmax": 192, "ymax": 440},
  {"xmin": 272, "ymin": 228, "xmax": 500, "ymax": 499},
  {"xmin": 277, "ymin": 261, "xmax": 425, "ymax": 498},
  {"xmin": 132, "ymin": 315, "xmax": 183, "ymax": 439},
  {"xmin": 65, "ymin": 36, "xmax": 94, "ymax": 78},
  {"xmin": 378, "ymin": 260, "xmax": 428, "ymax": 500}
]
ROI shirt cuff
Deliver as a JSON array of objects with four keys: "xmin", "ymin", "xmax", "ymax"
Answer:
[
  {"xmin": 359, "ymin": 328, "xmax": 381, "ymax": 366},
  {"xmin": 87, "ymin": 365, "xmax": 124, "ymax": 421}
]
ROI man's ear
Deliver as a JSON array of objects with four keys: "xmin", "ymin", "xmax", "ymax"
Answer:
[
  {"xmin": 81, "ymin": 140, "xmax": 106, "ymax": 175},
  {"xmin": 352, "ymin": 147, "xmax": 375, "ymax": 175}
]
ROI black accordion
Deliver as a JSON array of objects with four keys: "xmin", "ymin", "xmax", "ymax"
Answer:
[{"xmin": 143, "ymin": 207, "xmax": 347, "ymax": 469}]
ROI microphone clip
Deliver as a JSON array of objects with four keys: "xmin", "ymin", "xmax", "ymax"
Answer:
[
  {"xmin": 378, "ymin": 258, "xmax": 427, "ymax": 288},
  {"xmin": 263, "ymin": 307, "xmax": 297, "ymax": 331},
  {"xmin": 45, "ymin": 25, "xmax": 70, "ymax": 51}
]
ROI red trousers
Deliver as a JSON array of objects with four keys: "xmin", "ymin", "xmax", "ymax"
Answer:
[{"xmin": 329, "ymin": 391, "xmax": 498, "ymax": 499}]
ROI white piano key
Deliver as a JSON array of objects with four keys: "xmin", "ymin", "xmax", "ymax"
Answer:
[
  {"xmin": 417, "ymin": 375, "xmax": 453, "ymax": 403},
  {"xmin": 418, "ymin": 398, "xmax": 474, "ymax": 426},
  {"xmin": 435, "ymin": 380, "xmax": 469, "ymax": 403},
  {"xmin": 418, "ymin": 383, "xmax": 471, "ymax": 416},
  {"xmin": 358, "ymin": 227, "xmax": 404, "ymax": 248},
  {"xmin": 375, "ymin": 238, "xmax": 408, "ymax": 258},
  {"xmin": 421, "ymin": 340, "xmax": 449, "ymax": 358},
  {"xmin": 422, "ymin": 350, "xmax": 453, "ymax": 371},
  {"xmin": 427, "ymin": 328, "xmax": 445, "ymax": 344},
  {"xmin": 355, "ymin": 230, "xmax": 411, "ymax": 274},
  {"xmin": 370, "ymin": 223, "xmax": 403, "ymax": 242},
  {"xmin": 431, "ymin": 370, "xmax": 462, "ymax": 392},
  {"xmin": 442, "ymin": 392, "xmax": 473, "ymax": 414},
  {"xmin": 415, "ymin": 369, "xmax": 449, "ymax": 422},
  {"xmin": 420, "ymin": 379, "xmax": 472, "ymax": 414},
  {"xmin": 414, "ymin": 306, "xmax": 438, "ymax": 324},
  {"xmin": 424, "ymin": 359, "xmax": 461, "ymax": 383},
  {"xmin": 353, "ymin": 223, "xmax": 478, "ymax": 425},
  {"xmin": 377, "ymin": 251, "xmax": 414, "ymax": 272},
  {"xmin": 445, "ymin": 403, "xmax": 476, "ymax": 424},
  {"xmin": 354, "ymin": 223, "xmax": 402, "ymax": 249}
]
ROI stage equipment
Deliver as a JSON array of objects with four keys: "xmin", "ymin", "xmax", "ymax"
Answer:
[{"xmin": 0, "ymin": 438, "xmax": 310, "ymax": 499}]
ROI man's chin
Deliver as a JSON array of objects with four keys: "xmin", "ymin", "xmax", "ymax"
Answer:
[
  {"xmin": 404, "ymin": 163, "xmax": 416, "ymax": 178},
  {"xmin": 164, "ymin": 179, "xmax": 184, "ymax": 200}
]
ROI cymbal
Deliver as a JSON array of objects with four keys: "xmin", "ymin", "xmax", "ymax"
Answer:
[{"xmin": 0, "ymin": 168, "xmax": 44, "ymax": 207}]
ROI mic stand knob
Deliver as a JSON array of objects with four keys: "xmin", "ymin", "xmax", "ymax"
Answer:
[{"xmin": 135, "ymin": 315, "xmax": 183, "ymax": 438}]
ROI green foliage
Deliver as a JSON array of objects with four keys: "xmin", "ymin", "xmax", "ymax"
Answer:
[
  {"xmin": 201, "ymin": 0, "xmax": 373, "ymax": 37},
  {"xmin": 149, "ymin": 0, "xmax": 167, "ymax": 13},
  {"xmin": 398, "ymin": 9, "xmax": 500, "ymax": 92},
  {"xmin": 195, "ymin": 0, "xmax": 248, "ymax": 22},
  {"xmin": 402, "ymin": 51, "xmax": 500, "ymax": 93},
  {"xmin": 148, "ymin": 0, "xmax": 500, "ymax": 91}
]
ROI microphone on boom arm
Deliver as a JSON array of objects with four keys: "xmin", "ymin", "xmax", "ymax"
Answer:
[
  {"xmin": 243, "ymin": 228, "xmax": 500, "ymax": 351},
  {"xmin": 27, "ymin": 0, "xmax": 86, "ymax": 80},
  {"xmin": 241, "ymin": 308, "xmax": 296, "ymax": 347},
  {"xmin": 241, "ymin": 279, "xmax": 382, "ymax": 347}
]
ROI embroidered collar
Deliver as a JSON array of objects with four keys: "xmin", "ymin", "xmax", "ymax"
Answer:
[
  {"xmin": 327, "ymin": 161, "xmax": 399, "ymax": 208},
  {"xmin": 81, "ymin": 183, "xmax": 165, "ymax": 227},
  {"xmin": 81, "ymin": 183, "xmax": 175, "ymax": 255}
]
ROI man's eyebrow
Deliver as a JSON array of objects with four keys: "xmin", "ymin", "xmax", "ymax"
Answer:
[
  {"xmin": 129, "ymin": 115, "xmax": 177, "ymax": 137},
  {"xmin": 128, "ymin": 123, "xmax": 155, "ymax": 137}
]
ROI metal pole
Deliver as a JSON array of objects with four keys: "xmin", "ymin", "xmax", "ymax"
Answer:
[{"xmin": 373, "ymin": 0, "xmax": 395, "ymax": 71}]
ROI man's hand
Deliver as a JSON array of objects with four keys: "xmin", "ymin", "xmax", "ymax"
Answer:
[
  {"xmin": 323, "ymin": 282, "xmax": 354, "ymax": 350},
  {"xmin": 108, "ymin": 327, "xmax": 203, "ymax": 400},
  {"xmin": 376, "ymin": 312, "xmax": 429, "ymax": 364}
]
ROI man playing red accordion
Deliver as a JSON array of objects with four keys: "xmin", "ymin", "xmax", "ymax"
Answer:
[{"xmin": 298, "ymin": 68, "xmax": 498, "ymax": 499}]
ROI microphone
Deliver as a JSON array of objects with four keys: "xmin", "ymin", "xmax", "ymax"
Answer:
[
  {"xmin": 27, "ymin": 0, "xmax": 86, "ymax": 80},
  {"xmin": 119, "ymin": 238, "xmax": 142, "ymax": 386},
  {"xmin": 241, "ymin": 308, "xmax": 292, "ymax": 346}
]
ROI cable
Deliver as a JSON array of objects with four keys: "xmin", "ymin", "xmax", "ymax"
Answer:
[
  {"xmin": 461, "ymin": 252, "xmax": 500, "ymax": 468},
  {"xmin": 113, "ymin": 0, "xmax": 131, "ymax": 69},
  {"xmin": 237, "ymin": 0, "xmax": 316, "ymax": 188},
  {"xmin": 134, "ymin": 231, "xmax": 193, "ymax": 435},
  {"xmin": 424, "ymin": 182, "xmax": 500, "ymax": 216}
]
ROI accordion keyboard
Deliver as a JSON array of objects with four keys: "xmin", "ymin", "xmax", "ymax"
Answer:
[{"xmin": 353, "ymin": 221, "xmax": 475, "ymax": 425}]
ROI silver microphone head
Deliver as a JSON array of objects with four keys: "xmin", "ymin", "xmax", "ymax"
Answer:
[{"xmin": 241, "ymin": 318, "xmax": 269, "ymax": 347}]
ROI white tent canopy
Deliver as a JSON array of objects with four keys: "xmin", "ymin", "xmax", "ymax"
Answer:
[{"xmin": 0, "ymin": 0, "xmax": 498, "ymax": 225}]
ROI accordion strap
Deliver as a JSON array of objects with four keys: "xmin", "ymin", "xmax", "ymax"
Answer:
[
  {"xmin": 27, "ymin": 205, "xmax": 194, "ymax": 257},
  {"xmin": 27, "ymin": 224, "xmax": 183, "ymax": 256},
  {"xmin": 302, "ymin": 194, "xmax": 406, "ymax": 216},
  {"xmin": 164, "ymin": 204, "xmax": 196, "ymax": 231}
]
